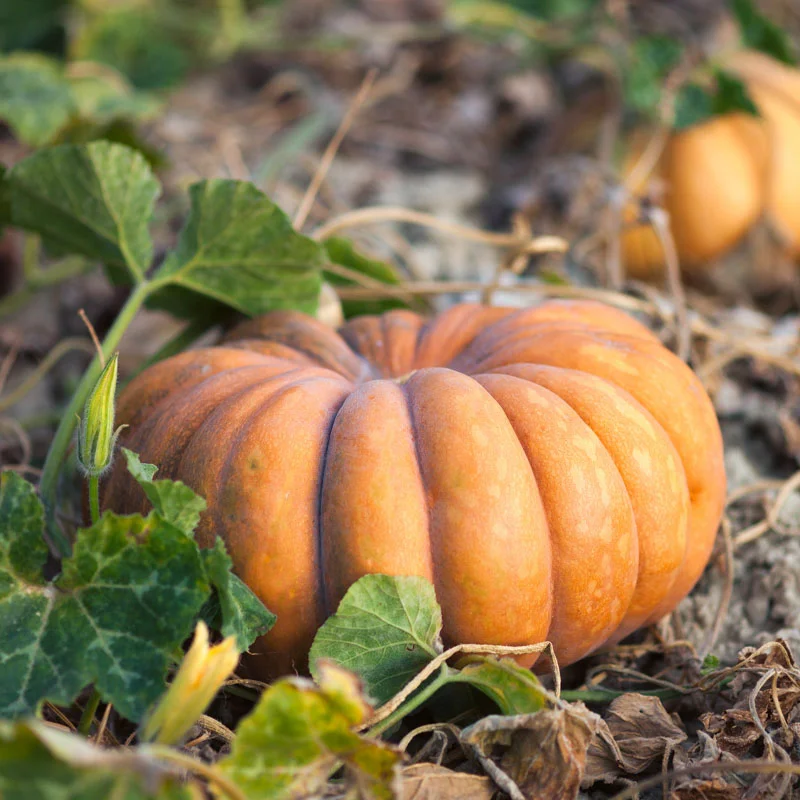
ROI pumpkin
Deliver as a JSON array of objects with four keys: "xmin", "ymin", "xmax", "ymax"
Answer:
[
  {"xmin": 621, "ymin": 113, "xmax": 768, "ymax": 278},
  {"xmin": 104, "ymin": 301, "xmax": 726, "ymax": 677},
  {"xmin": 621, "ymin": 50, "xmax": 800, "ymax": 278}
]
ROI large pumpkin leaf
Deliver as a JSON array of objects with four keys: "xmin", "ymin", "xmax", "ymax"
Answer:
[
  {"xmin": 0, "ymin": 53, "xmax": 74, "ymax": 146},
  {"xmin": 6, "ymin": 141, "xmax": 159, "ymax": 282},
  {"xmin": 218, "ymin": 665, "xmax": 400, "ymax": 800},
  {"xmin": 149, "ymin": 179, "xmax": 324, "ymax": 320},
  {"xmin": 309, "ymin": 575, "xmax": 442, "ymax": 705},
  {"xmin": 0, "ymin": 471, "xmax": 209, "ymax": 722},
  {"xmin": 0, "ymin": 719, "xmax": 193, "ymax": 799}
]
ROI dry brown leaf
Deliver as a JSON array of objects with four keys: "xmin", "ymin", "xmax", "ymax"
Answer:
[
  {"xmin": 584, "ymin": 693, "xmax": 687, "ymax": 786},
  {"xmin": 463, "ymin": 702, "xmax": 601, "ymax": 800},
  {"xmin": 399, "ymin": 763, "xmax": 494, "ymax": 800}
]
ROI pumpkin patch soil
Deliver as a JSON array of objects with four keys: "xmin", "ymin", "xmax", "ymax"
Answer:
[{"xmin": 3, "ymin": 2, "xmax": 800, "ymax": 797}]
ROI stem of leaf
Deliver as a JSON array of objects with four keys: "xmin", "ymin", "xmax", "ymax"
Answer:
[
  {"xmin": 77, "ymin": 688, "xmax": 102, "ymax": 736},
  {"xmin": 368, "ymin": 667, "xmax": 452, "ymax": 737},
  {"xmin": 39, "ymin": 280, "xmax": 152, "ymax": 553}
]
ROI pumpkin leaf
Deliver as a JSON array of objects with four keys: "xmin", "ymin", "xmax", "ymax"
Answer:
[
  {"xmin": 450, "ymin": 657, "xmax": 548, "ymax": 716},
  {"xmin": 122, "ymin": 448, "xmax": 206, "ymax": 538},
  {"xmin": 623, "ymin": 36, "xmax": 684, "ymax": 116},
  {"xmin": 673, "ymin": 83, "xmax": 713, "ymax": 130},
  {"xmin": 199, "ymin": 539, "xmax": 277, "ymax": 651},
  {"xmin": 322, "ymin": 236, "xmax": 408, "ymax": 318},
  {"xmin": 218, "ymin": 665, "xmax": 400, "ymax": 800},
  {"xmin": 0, "ymin": 53, "xmax": 75, "ymax": 147},
  {"xmin": 711, "ymin": 68, "xmax": 760, "ymax": 117},
  {"xmin": 731, "ymin": 0, "xmax": 796, "ymax": 65},
  {"xmin": 309, "ymin": 575, "xmax": 443, "ymax": 706},
  {"xmin": 0, "ymin": 471, "xmax": 209, "ymax": 722},
  {"xmin": 149, "ymin": 179, "xmax": 324, "ymax": 321},
  {"xmin": 0, "ymin": 719, "xmax": 194, "ymax": 799},
  {"xmin": 6, "ymin": 141, "xmax": 159, "ymax": 283}
]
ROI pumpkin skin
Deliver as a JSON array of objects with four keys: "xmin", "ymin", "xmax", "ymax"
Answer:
[{"xmin": 104, "ymin": 301, "xmax": 726, "ymax": 677}]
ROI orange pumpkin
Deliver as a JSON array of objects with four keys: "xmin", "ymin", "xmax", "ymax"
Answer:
[
  {"xmin": 104, "ymin": 302, "xmax": 726, "ymax": 676},
  {"xmin": 621, "ymin": 49, "xmax": 800, "ymax": 278}
]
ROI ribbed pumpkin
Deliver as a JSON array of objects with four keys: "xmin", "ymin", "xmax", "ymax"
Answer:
[{"xmin": 104, "ymin": 301, "xmax": 726, "ymax": 677}]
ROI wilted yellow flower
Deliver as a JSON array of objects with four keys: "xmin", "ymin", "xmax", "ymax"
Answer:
[
  {"xmin": 77, "ymin": 353, "xmax": 123, "ymax": 477},
  {"xmin": 142, "ymin": 621, "xmax": 239, "ymax": 745}
]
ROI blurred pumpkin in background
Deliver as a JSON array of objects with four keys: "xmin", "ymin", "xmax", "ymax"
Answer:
[{"xmin": 620, "ymin": 50, "xmax": 800, "ymax": 279}]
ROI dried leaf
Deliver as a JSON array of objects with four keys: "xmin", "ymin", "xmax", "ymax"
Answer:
[
  {"xmin": 463, "ymin": 703, "xmax": 601, "ymax": 800},
  {"xmin": 400, "ymin": 764, "xmax": 493, "ymax": 800},
  {"xmin": 584, "ymin": 693, "xmax": 687, "ymax": 785}
]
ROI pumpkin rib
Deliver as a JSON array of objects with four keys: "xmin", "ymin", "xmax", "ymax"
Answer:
[
  {"xmin": 488, "ymin": 363, "xmax": 690, "ymax": 640},
  {"xmin": 404, "ymin": 368, "xmax": 553, "ymax": 662},
  {"xmin": 475, "ymin": 372, "xmax": 638, "ymax": 664},
  {"xmin": 320, "ymin": 380, "xmax": 433, "ymax": 612}
]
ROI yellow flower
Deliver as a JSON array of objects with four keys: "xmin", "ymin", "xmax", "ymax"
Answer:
[{"xmin": 142, "ymin": 621, "xmax": 239, "ymax": 745}]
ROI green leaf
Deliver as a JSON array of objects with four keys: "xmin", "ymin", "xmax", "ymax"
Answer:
[
  {"xmin": 673, "ymin": 83, "xmax": 713, "ymax": 130},
  {"xmin": 451, "ymin": 657, "xmax": 547, "ymax": 715},
  {"xmin": 323, "ymin": 236, "xmax": 407, "ymax": 318},
  {"xmin": 67, "ymin": 74, "xmax": 161, "ymax": 128},
  {"xmin": 0, "ymin": 719, "xmax": 193, "ymax": 799},
  {"xmin": 149, "ymin": 179, "xmax": 324, "ymax": 320},
  {"xmin": 200, "ymin": 539, "xmax": 277, "ymax": 650},
  {"xmin": 624, "ymin": 36, "xmax": 684, "ymax": 116},
  {"xmin": 0, "ymin": 0, "xmax": 67, "ymax": 54},
  {"xmin": 0, "ymin": 54, "xmax": 74, "ymax": 146},
  {"xmin": 309, "ymin": 575, "xmax": 442, "ymax": 705},
  {"xmin": 73, "ymin": 9, "xmax": 189, "ymax": 91},
  {"xmin": 7, "ymin": 141, "xmax": 159, "ymax": 282},
  {"xmin": 712, "ymin": 68, "xmax": 760, "ymax": 116},
  {"xmin": 731, "ymin": 0, "xmax": 795, "ymax": 65},
  {"xmin": 122, "ymin": 448, "xmax": 206, "ymax": 537},
  {"xmin": 219, "ymin": 668, "xmax": 400, "ymax": 800},
  {"xmin": 0, "ymin": 472, "xmax": 209, "ymax": 721}
]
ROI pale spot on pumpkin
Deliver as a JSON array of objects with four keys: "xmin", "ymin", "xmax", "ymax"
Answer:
[
  {"xmin": 570, "ymin": 463, "xmax": 588, "ymax": 495},
  {"xmin": 598, "ymin": 516, "xmax": 613, "ymax": 543},
  {"xmin": 580, "ymin": 344, "xmax": 640, "ymax": 376},
  {"xmin": 487, "ymin": 483, "xmax": 501, "ymax": 499},
  {"xmin": 586, "ymin": 578, "xmax": 598, "ymax": 595},
  {"xmin": 576, "ymin": 519, "xmax": 590, "ymax": 536},
  {"xmin": 596, "ymin": 466, "xmax": 611, "ymax": 506},
  {"xmin": 572, "ymin": 436, "xmax": 596, "ymax": 458},
  {"xmin": 472, "ymin": 425, "xmax": 490, "ymax": 447},
  {"xmin": 617, "ymin": 533, "xmax": 631, "ymax": 556},
  {"xmin": 632, "ymin": 447, "xmax": 653, "ymax": 475},
  {"xmin": 524, "ymin": 387, "xmax": 549, "ymax": 407}
]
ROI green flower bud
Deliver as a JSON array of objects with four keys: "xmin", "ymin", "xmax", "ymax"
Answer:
[{"xmin": 77, "ymin": 353, "xmax": 123, "ymax": 477}]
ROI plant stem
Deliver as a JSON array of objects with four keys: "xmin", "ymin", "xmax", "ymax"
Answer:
[
  {"xmin": 77, "ymin": 688, "xmax": 102, "ymax": 736},
  {"xmin": 88, "ymin": 475, "xmax": 100, "ymax": 525},
  {"xmin": 368, "ymin": 668, "xmax": 452, "ymax": 737},
  {"xmin": 39, "ymin": 280, "xmax": 152, "ymax": 552}
]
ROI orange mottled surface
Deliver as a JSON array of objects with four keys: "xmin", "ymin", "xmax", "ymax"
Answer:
[{"xmin": 105, "ymin": 301, "xmax": 726, "ymax": 677}]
